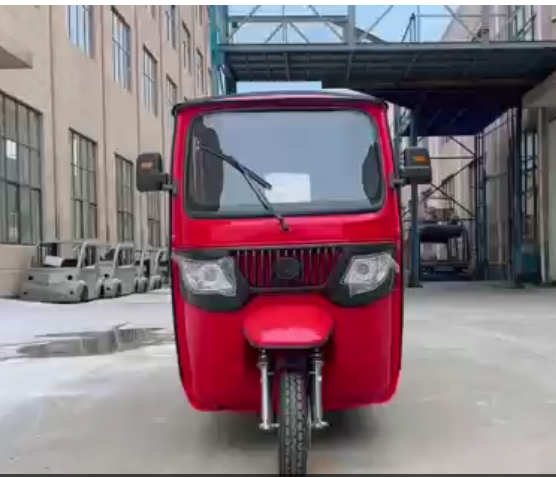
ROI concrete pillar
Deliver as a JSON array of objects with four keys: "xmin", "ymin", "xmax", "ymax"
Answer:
[
  {"xmin": 539, "ymin": 107, "xmax": 556, "ymax": 282},
  {"xmin": 548, "ymin": 121, "xmax": 556, "ymax": 282},
  {"xmin": 538, "ymin": 108, "xmax": 548, "ymax": 281}
]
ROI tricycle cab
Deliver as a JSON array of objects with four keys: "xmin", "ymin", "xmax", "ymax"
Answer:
[
  {"xmin": 20, "ymin": 240, "xmax": 105, "ymax": 303},
  {"xmin": 99, "ymin": 242, "xmax": 136, "ymax": 298},
  {"xmin": 136, "ymin": 90, "xmax": 432, "ymax": 473},
  {"xmin": 134, "ymin": 249, "xmax": 150, "ymax": 293},
  {"xmin": 135, "ymin": 247, "xmax": 166, "ymax": 291}
]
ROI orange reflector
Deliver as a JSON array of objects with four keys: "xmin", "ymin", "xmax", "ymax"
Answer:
[{"xmin": 415, "ymin": 155, "xmax": 428, "ymax": 163}]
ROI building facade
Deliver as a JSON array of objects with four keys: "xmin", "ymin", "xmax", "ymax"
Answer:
[
  {"xmin": 0, "ymin": 5, "xmax": 212, "ymax": 296},
  {"xmin": 425, "ymin": 6, "xmax": 556, "ymax": 282}
]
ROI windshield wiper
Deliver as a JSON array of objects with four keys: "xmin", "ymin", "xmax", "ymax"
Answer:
[
  {"xmin": 198, "ymin": 145, "xmax": 290, "ymax": 232},
  {"xmin": 198, "ymin": 144, "xmax": 271, "ymax": 189}
]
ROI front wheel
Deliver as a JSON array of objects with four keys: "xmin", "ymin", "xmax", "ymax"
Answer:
[{"xmin": 278, "ymin": 371, "xmax": 310, "ymax": 475}]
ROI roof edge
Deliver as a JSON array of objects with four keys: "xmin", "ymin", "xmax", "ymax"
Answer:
[{"xmin": 172, "ymin": 90, "xmax": 387, "ymax": 116}]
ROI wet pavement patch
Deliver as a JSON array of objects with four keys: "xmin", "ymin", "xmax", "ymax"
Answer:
[{"xmin": 0, "ymin": 326, "xmax": 174, "ymax": 361}]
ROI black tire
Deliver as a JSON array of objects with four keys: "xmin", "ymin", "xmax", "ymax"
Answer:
[{"xmin": 278, "ymin": 371, "xmax": 310, "ymax": 475}]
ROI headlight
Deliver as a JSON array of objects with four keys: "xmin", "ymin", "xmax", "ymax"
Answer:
[
  {"xmin": 175, "ymin": 256, "xmax": 237, "ymax": 297},
  {"xmin": 341, "ymin": 253, "xmax": 399, "ymax": 297}
]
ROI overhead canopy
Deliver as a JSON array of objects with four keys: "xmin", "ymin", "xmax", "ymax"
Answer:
[{"xmin": 221, "ymin": 41, "xmax": 556, "ymax": 136}]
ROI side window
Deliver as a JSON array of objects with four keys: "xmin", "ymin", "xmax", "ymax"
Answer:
[
  {"xmin": 188, "ymin": 121, "xmax": 224, "ymax": 210},
  {"xmin": 83, "ymin": 245, "xmax": 97, "ymax": 267},
  {"xmin": 190, "ymin": 135, "xmax": 204, "ymax": 202},
  {"xmin": 117, "ymin": 248, "xmax": 134, "ymax": 266}
]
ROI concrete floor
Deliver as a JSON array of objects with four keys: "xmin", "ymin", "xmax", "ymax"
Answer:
[{"xmin": 1, "ymin": 283, "xmax": 556, "ymax": 474}]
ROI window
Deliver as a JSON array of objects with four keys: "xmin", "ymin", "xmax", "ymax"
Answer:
[
  {"xmin": 186, "ymin": 110, "xmax": 384, "ymax": 217},
  {"xmin": 147, "ymin": 192, "xmax": 161, "ymax": 247},
  {"xmin": 70, "ymin": 131, "xmax": 97, "ymax": 239},
  {"xmin": 143, "ymin": 48, "xmax": 158, "ymax": 115},
  {"xmin": 116, "ymin": 155, "xmax": 134, "ymax": 242},
  {"xmin": 67, "ymin": 5, "xmax": 93, "ymax": 56},
  {"xmin": 182, "ymin": 23, "xmax": 192, "ymax": 72},
  {"xmin": 165, "ymin": 6, "xmax": 177, "ymax": 49},
  {"xmin": 0, "ymin": 93, "xmax": 43, "ymax": 245},
  {"xmin": 509, "ymin": 6, "xmax": 536, "ymax": 41},
  {"xmin": 112, "ymin": 8, "xmax": 131, "ymax": 90},
  {"xmin": 196, "ymin": 49, "xmax": 204, "ymax": 91}
]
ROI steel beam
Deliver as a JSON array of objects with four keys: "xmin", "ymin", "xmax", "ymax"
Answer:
[
  {"xmin": 511, "ymin": 106, "xmax": 525, "ymax": 286},
  {"xmin": 227, "ymin": 14, "xmax": 349, "ymax": 24},
  {"xmin": 408, "ymin": 112, "xmax": 422, "ymax": 288},
  {"xmin": 473, "ymin": 132, "xmax": 489, "ymax": 280},
  {"xmin": 218, "ymin": 41, "xmax": 556, "ymax": 53}
]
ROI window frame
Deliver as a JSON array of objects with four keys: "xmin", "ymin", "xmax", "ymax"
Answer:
[
  {"xmin": 166, "ymin": 75, "xmax": 177, "ymax": 131},
  {"xmin": 165, "ymin": 6, "xmax": 177, "ymax": 49},
  {"xmin": 0, "ymin": 92, "xmax": 43, "ymax": 245},
  {"xmin": 112, "ymin": 8, "xmax": 132, "ymax": 91},
  {"xmin": 143, "ymin": 47, "xmax": 158, "ymax": 115},
  {"xmin": 70, "ymin": 130, "xmax": 98, "ymax": 240},
  {"xmin": 115, "ymin": 155, "xmax": 135, "ymax": 243},
  {"xmin": 196, "ymin": 49, "xmax": 204, "ymax": 91},
  {"xmin": 67, "ymin": 5, "xmax": 93, "ymax": 57},
  {"xmin": 147, "ymin": 192, "xmax": 161, "ymax": 247},
  {"xmin": 182, "ymin": 23, "xmax": 192, "ymax": 72}
]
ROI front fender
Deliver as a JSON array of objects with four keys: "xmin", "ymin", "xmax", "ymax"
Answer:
[
  {"xmin": 244, "ymin": 301, "xmax": 333, "ymax": 350},
  {"xmin": 103, "ymin": 278, "xmax": 120, "ymax": 297}
]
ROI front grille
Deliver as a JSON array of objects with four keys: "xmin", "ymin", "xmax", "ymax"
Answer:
[{"xmin": 231, "ymin": 246, "xmax": 343, "ymax": 289}]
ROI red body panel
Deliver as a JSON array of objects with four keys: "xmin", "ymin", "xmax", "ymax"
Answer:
[
  {"xmin": 243, "ymin": 299, "xmax": 334, "ymax": 349},
  {"xmin": 169, "ymin": 94, "xmax": 404, "ymax": 413}
]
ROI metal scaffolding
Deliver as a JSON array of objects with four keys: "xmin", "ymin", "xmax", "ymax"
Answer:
[{"xmin": 210, "ymin": 5, "xmax": 556, "ymax": 286}]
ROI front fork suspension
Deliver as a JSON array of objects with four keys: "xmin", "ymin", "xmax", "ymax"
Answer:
[
  {"xmin": 258, "ymin": 351, "xmax": 277, "ymax": 431},
  {"xmin": 257, "ymin": 350, "xmax": 329, "ymax": 431}
]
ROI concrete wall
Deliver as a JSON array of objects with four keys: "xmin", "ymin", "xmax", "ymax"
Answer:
[{"xmin": 0, "ymin": 6, "xmax": 211, "ymax": 296}]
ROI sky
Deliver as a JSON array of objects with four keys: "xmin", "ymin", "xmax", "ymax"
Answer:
[{"xmin": 229, "ymin": 5, "xmax": 454, "ymax": 93}]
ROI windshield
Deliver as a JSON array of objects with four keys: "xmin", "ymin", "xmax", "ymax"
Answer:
[
  {"xmin": 185, "ymin": 109, "xmax": 385, "ymax": 217},
  {"xmin": 33, "ymin": 242, "xmax": 83, "ymax": 268}
]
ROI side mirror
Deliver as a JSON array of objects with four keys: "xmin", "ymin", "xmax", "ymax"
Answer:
[
  {"xmin": 399, "ymin": 147, "xmax": 432, "ymax": 185},
  {"xmin": 136, "ymin": 153, "xmax": 168, "ymax": 192}
]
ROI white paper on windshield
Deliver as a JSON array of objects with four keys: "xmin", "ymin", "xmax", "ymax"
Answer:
[
  {"xmin": 264, "ymin": 173, "xmax": 311, "ymax": 203},
  {"xmin": 44, "ymin": 255, "xmax": 63, "ymax": 267}
]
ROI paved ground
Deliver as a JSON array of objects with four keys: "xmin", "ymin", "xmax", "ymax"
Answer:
[{"xmin": 1, "ymin": 283, "xmax": 556, "ymax": 474}]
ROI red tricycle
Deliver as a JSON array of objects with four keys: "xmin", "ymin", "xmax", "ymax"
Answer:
[{"xmin": 136, "ymin": 90, "xmax": 432, "ymax": 474}]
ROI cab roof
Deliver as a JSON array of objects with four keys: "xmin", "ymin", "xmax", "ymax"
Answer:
[{"xmin": 172, "ymin": 89, "xmax": 387, "ymax": 116}]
